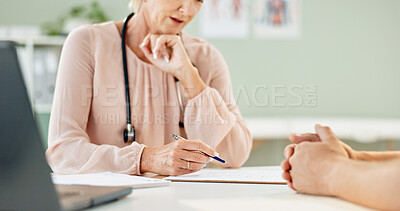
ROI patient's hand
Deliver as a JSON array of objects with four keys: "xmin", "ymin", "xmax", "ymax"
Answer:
[
  {"xmin": 287, "ymin": 125, "xmax": 349, "ymax": 196},
  {"xmin": 281, "ymin": 125, "xmax": 358, "ymax": 190},
  {"xmin": 288, "ymin": 132, "xmax": 358, "ymax": 159},
  {"xmin": 281, "ymin": 144, "xmax": 296, "ymax": 190}
]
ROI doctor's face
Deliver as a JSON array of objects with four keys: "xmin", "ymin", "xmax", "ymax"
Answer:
[{"xmin": 143, "ymin": 0, "xmax": 203, "ymax": 34}]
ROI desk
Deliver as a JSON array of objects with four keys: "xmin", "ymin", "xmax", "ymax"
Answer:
[{"xmin": 89, "ymin": 167, "xmax": 373, "ymax": 211}]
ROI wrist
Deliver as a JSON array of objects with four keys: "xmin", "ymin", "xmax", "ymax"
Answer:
[
  {"xmin": 326, "ymin": 157, "xmax": 350, "ymax": 197},
  {"xmin": 140, "ymin": 147, "xmax": 152, "ymax": 174},
  {"xmin": 177, "ymin": 66, "xmax": 206, "ymax": 99},
  {"xmin": 352, "ymin": 151, "xmax": 363, "ymax": 160}
]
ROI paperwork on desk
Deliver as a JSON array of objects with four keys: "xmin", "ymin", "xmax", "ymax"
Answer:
[
  {"xmin": 165, "ymin": 168, "xmax": 286, "ymax": 184},
  {"xmin": 52, "ymin": 172, "xmax": 170, "ymax": 188}
]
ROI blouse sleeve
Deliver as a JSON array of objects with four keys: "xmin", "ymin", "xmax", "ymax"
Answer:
[
  {"xmin": 46, "ymin": 26, "xmax": 145, "ymax": 175},
  {"xmin": 184, "ymin": 45, "xmax": 252, "ymax": 168}
]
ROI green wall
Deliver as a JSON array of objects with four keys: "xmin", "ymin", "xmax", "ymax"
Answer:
[
  {"xmin": 35, "ymin": 113, "xmax": 50, "ymax": 146},
  {"xmin": 2, "ymin": 0, "xmax": 399, "ymax": 118},
  {"xmin": 3, "ymin": 1, "xmax": 400, "ymax": 159},
  {"xmin": 205, "ymin": 0, "xmax": 400, "ymax": 118}
]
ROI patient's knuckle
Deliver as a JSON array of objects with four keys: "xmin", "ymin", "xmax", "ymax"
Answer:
[
  {"xmin": 284, "ymin": 145, "xmax": 293, "ymax": 153},
  {"xmin": 296, "ymin": 142, "xmax": 304, "ymax": 149},
  {"xmin": 280, "ymin": 160, "xmax": 286, "ymax": 168},
  {"xmin": 288, "ymin": 155, "xmax": 297, "ymax": 165}
]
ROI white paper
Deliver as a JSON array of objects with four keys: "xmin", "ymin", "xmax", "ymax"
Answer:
[
  {"xmin": 165, "ymin": 168, "xmax": 286, "ymax": 184},
  {"xmin": 52, "ymin": 172, "xmax": 170, "ymax": 188}
]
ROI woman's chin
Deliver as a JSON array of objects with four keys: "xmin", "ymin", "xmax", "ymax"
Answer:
[
  {"xmin": 163, "ymin": 29, "xmax": 182, "ymax": 35},
  {"xmin": 159, "ymin": 25, "xmax": 183, "ymax": 35},
  {"xmin": 152, "ymin": 29, "xmax": 180, "ymax": 35}
]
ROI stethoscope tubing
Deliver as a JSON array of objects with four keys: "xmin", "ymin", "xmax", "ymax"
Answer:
[{"xmin": 122, "ymin": 13, "xmax": 185, "ymax": 143}]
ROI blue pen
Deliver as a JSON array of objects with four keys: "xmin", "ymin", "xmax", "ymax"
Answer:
[{"xmin": 171, "ymin": 134, "xmax": 226, "ymax": 164}]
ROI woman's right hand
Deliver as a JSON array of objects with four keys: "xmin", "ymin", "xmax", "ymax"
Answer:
[{"xmin": 139, "ymin": 139, "xmax": 218, "ymax": 176}]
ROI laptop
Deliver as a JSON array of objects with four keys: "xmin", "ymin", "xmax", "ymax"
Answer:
[{"xmin": 0, "ymin": 41, "xmax": 132, "ymax": 211}]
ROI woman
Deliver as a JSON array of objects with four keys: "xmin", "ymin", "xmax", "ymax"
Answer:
[{"xmin": 46, "ymin": 0, "xmax": 252, "ymax": 176}]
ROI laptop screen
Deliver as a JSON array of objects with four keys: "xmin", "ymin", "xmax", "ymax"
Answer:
[{"xmin": 0, "ymin": 41, "xmax": 61, "ymax": 211}]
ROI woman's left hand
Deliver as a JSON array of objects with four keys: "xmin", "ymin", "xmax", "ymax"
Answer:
[{"xmin": 139, "ymin": 34, "xmax": 194, "ymax": 80}]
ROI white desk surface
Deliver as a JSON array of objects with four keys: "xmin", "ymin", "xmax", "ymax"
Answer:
[
  {"xmin": 89, "ymin": 167, "xmax": 373, "ymax": 211},
  {"xmin": 245, "ymin": 117, "xmax": 400, "ymax": 143}
]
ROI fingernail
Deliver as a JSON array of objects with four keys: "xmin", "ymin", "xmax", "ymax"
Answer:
[
  {"xmin": 139, "ymin": 42, "xmax": 145, "ymax": 47},
  {"xmin": 214, "ymin": 152, "xmax": 219, "ymax": 157},
  {"xmin": 316, "ymin": 124, "xmax": 322, "ymax": 128},
  {"xmin": 164, "ymin": 56, "xmax": 169, "ymax": 63},
  {"xmin": 209, "ymin": 158, "xmax": 213, "ymax": 162},
  {"xmin": 153, "ymin": 52, "xmax": 158, "ymax": 60},
  {"xmin": 203, "ymin": 164, "xmax": 207, "ymax": 168}
]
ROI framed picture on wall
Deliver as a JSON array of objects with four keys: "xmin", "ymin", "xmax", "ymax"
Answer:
[
  {"xmin": 253, "ymin": 0, "xmax": 302, "ymax": 39},
  {"xmin": 200, "ymin": 0, "xmax": 249, "ymax": 38}
]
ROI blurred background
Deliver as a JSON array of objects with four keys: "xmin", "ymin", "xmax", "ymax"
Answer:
[{"xmin": 1, "ymin": 0, "xmax": 399, "ymax": 166}]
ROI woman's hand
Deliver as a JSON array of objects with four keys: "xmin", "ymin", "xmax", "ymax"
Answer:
[
  {"xmin": 139, "ymin": 34, "xmax": 193, "ymax": 79},
  {"xmin": 139, "ymin": 34, "xmax": 206, "ymax": 98},
  {"xmin": 140, "ymin": 139, "xmax": 218, "ymax": 176}
]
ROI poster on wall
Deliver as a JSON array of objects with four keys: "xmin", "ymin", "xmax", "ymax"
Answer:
[
  {"xmin": 200, "ymin": 0, "xmax": 249, "ymax": 38},
  {"xmin": 253, "ymin": 0, "xmax": 302, "ymax": 39}
]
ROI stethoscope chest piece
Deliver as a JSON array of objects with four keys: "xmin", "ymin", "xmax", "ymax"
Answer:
[{"xmin": 124, "ymin": 123, "xmax": 135, "ymax": 144}]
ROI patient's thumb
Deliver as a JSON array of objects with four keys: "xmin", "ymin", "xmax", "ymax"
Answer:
[{"xmin": 315, "ymin": 124, "xmax": 338, "ymax": 143}]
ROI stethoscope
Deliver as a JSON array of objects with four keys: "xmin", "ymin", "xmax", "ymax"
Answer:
[{"xmin": 122, "ymin": 13, "xmax": 185, "ymax": 144}]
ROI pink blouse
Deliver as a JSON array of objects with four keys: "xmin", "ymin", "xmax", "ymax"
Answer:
[{"xmin": 46, "ymin": 22, "xmax": 252, "ymax": 175}]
